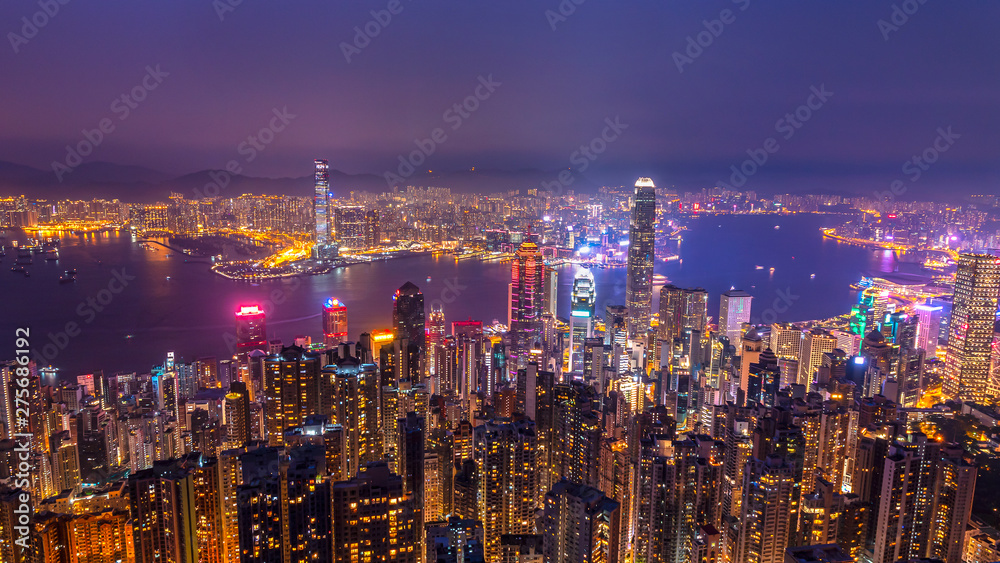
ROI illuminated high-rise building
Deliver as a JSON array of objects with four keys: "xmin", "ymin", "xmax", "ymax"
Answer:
[
  {"xmin": 235, "ymin": 305, "xmax": 267, "ymax": 350},
  {"xmin": 736, "ymin": 454, "xmax": 797, "ymax": 563},
  {"xmin": 128, "ymin": 459, "xmax": 199, "ymax": 563},
  {"xmin": 394, "ymin": 282, "xmax": 426, "ymax": 349},
  {"xmin": 281, "ymin": 446, "xmax": 333, "ymax": 563},
  {"xmin": 604, "ymin": 305, "xmax": 627, "ymax": 347},
  {"xmin": 314, "ymin": 159, "xmax": 330, "ymax": 250},
  {"xmin": 635, "ymin": 435, "xmax": 723, "ymax": 563},
  {"xmin": 66, "ymin": 510, "xmax": 135, "ymax": 563},
  {"xmin": 224, "ymin": 381, "xmax": 250, "ymax": 449},
  {"xmin": 335, "ymin": 205, "xmax": 367, "ymax": 249},
  {"xmin": 544, "ymin": 266, "xmax": 559, "ymax": 317},
  {"xmin": 852, "ymin": 288, "xmax": 889, "ymax": 336},
  {"xmin": 569, "ymin": 269, "xmax": 596, "ymax": 373},
  {"xmin": 873, "ymin": 436, "xmax": 977, "ymax": 563},
  {"xmin": 329, "ymin": 355, "xmax": 382, "ymax": 475},
  {"xmin": 626, "ymin": 178, "xmax": 656, "ymax": 339},
  {"xmin": 323, "ymin": 298, "xmax": 348, "ymax": 348},
  {"xmin": 719, "ymin": 290, "xmax": 753, "ymax": 347},
  {"xmin": 331, "ymin": 462, "xmax": 418, "ymax": 563},
  {"xmin": 263, "ymin": 345, "xmax": 323, "ymax": 446},
  {"xmin": 549, "ymin": 382, "xmax": 602, "ymax": 489},
  {"xmin": 394, "ymin": 282, "xmax": 426, "ymax": 382},
  {"xmin": 509, "ymin": 241, "xmax": 546, "ymax": 368},
  {"xmin": 769, "ymin": 323, "xmax": 802, "ymax": 361},
  {"xmin": 365, "ymin": 209, "xmax": 381, "ymax": 247},
  {"xmin": 797, "ymin": 329, "xmax": 837, "ymax": 391},
  {"xmin": 428, "ymin": 305, "xmax": 446, "ymax": 389},
  {"xmin": 658, "ymin": 285, "xmax": 709, "ymax": 342},
  {"xmin": 542, "ymin": 481, "xmax": 620, "ymax": 563},
  {"xmin": 914, "ymin": 299, "xmax": 943, "ymax": 356},
  {"xmin": 945, "ymin": 253, "xmax": 1000, "ymax": 402},
  {"xmin": 475, "ymin": 419, "xmax": 538, "ymax": 562}
]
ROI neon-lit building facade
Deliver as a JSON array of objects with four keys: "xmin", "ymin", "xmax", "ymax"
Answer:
[
  {"xmin": 323, "ymin": 298, "xmax": 348, "ymax": 348},
  {"xmin": 235, "ymin": 305, "xmax": 267, "ymax": 350},
  {"xmin": 509, "ymin": 241, "xmax": 545, "ymax": 368}
]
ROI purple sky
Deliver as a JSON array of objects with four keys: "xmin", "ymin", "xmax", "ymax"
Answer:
[{"xmin": 2, "ymin": 0, "xmax": 999, "ymax": 193}]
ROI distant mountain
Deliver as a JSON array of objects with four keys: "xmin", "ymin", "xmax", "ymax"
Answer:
[
  {"xmin": 0, "ymin": 160, "xmax": 577, "ymax": 201},
  {"xmin": 0, "ymin": 161, "xmax": 386, "ymax": 202},
  {"xmin": 0, "ymin": 159, "xmax": 992, "ymax": 202}
]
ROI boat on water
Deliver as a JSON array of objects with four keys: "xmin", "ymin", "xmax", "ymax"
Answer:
[
  {"xmin": 755, "ymin": 265, "xmax": 764, "ymax": 270},
  {"xmin": 810, "ymin": 273, "xmax": 816, "ymax": 279},
  {"xmin": 11, "ymin": 265, "xmax": 25, "ymax": 273},
  {"xmin": 59, "ymin": 274, "xmax": 75, "ymax": 283},
  {"xmin": 769, "ymin": 267, "xmax": 775, "ymax": 273}
]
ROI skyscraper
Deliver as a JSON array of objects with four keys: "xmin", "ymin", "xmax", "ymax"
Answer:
[
  {"xmin": 569, "ymin": 269, "xmax": 596, "ymax": 373},
  {"xmin": 263, "ymin": 345, "xmax": 324, "ymax": 446},
  {"xmin": 797, "ymin": 328, "xmax": 837, "ymax": 391},
  {"xmin": 331, "ymin": 462, "xmax": 418, "ymax": 563},
  {"xmin": 394, "ymin": 282, "xmax": 426, "ymax": 349},
  {"xmin": 224, "ymin": 382, "xmax": 250, "ymax": 449},
  {"xmin": 395, "ymin": 282, "xmax": 426, "ymax": 382},
  {"xmin": 944, "ymin": 253, "xmax": 1000, "ymax": 402},
  {"xmin": 323, "ymin": 297, "xmax": 348, "ymax": 348},
  {"xmin": 475, "ymin": 419, "xmax": 538, "ymax": 562},
  {"xmin": 234, "ymin": 305, "xmax": 266, "ymax": 350},
  {"xmin": 428, "ymin": 304, "xmax": 446, "ymax": 389},
  {"xmin": 736, "ymin": 454, "xmax": 797, "ymax": 563},
  {"xmin": 604, "ymin": 305, "xmax": 627, "ymax": 347},
  {"xmin": 914, "ymin": 299, "xmax": 943, "ymax": 356},
  {"xmin": 509, "ymin": 241, "xmax": 546, "ymax": 368},
  {"xmin": 626, "ymin": 177, "xmax": 656, "ymax": 339},
  {"xmin": 658, "ymin": 284, "xmax": 709, "ymax": 342},
  {"xmin": 542, "ymin": 481, "xmax": 620, "ymax": 563},
  {"xmin": 314, "ymin": 159, "xmax": 330, "ymax": 253},
  {"xmin": 720, "ymin": 290, "xmax": 753, "ymax": 346},
  {"xmin": 365, "ymin": 209, "xmax": 381, "ymax": 247},
  {"xmin": 872, "ymin": 436, "xmax": 976, "ymax": 563},
  {"xmin": 128, "ymin": 459, "xmax": 199, "ymax": 563},
  {"xmin": 335, "ymin": 205, "xmax": 367, "ymax": 249}
]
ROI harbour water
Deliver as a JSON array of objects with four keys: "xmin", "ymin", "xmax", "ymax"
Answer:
[{"xmin": 1, "ymin": 213, "xmax": 899, "ymax": 378}]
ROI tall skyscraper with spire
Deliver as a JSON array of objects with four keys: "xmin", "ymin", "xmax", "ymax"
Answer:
[
  {"xmin": 944, "ymin": 253, "xmax": 1000, "ymax": 402},
  {"xmin": 626, "ymin": 177, "xmax": 656, "ymax": 339},
  {"xmin": 313, "ymin": 159, "xmax": 331, "ymax": 257}
]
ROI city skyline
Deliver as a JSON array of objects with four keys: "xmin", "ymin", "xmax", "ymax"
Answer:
[{"xmin": 3, "ymin": 3, "xmax": 1000, "ymax": 563}]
